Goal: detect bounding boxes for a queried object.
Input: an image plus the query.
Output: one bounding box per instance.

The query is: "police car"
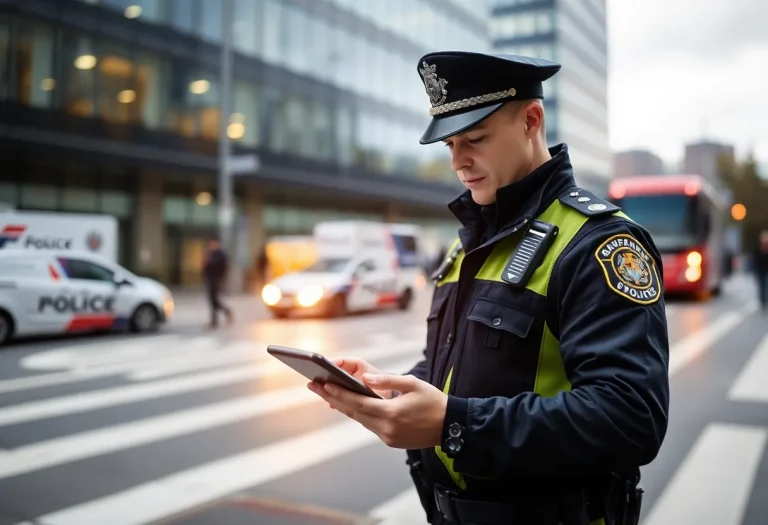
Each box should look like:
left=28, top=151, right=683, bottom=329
left=0, top=250, right=174, bottom=346
left=261, top=221, right=424, bottom=318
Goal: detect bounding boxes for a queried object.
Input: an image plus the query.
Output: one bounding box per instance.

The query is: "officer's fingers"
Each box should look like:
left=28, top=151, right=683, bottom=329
left=332, top=357, right=362, bottom=375
left=323, top=383, right=381, bottom=414
left=362, top=373, right=418, bottom=393
left=307, top=382, right=336, bottom=405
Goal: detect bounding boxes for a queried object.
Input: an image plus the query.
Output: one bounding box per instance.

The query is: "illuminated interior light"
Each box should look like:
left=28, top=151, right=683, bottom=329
left=195, top=191, right=212, bottom=206
left=189, top=79, right=210, bottom=95
left=74, top=55, right=97, bottom=70
left=116, top=89, right=136, bottom=103
left=124, top=5, right=142, bottom=19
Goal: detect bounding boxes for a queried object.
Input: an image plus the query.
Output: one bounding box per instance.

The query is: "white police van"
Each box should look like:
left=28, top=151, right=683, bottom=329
left=0, top=250, right=174, bottom=346
left=261, top=221, right=424, bottom=318
left=0, top=209, right=118, bottom=261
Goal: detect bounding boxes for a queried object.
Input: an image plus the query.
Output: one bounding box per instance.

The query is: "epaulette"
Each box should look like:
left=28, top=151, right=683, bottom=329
left=557, top=188, right=620, bottom=216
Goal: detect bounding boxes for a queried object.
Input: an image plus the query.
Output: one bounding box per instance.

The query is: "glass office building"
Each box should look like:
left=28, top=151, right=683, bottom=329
left=0, top=0, right=489, bottom=285
left=490, top=0, right=610, bottom=195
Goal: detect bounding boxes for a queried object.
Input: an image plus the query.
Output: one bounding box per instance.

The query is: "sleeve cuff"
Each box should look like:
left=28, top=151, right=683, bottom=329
left=442, top=395, right=469, bottom=447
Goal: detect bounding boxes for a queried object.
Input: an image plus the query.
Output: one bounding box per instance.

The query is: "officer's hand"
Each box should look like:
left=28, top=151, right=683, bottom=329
left=328, top=357, right=391, bottom=398
left=307, top=373, right=447, bottom=449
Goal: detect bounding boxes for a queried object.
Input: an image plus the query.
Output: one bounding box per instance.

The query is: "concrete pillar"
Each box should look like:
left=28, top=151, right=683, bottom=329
left=134, top=172, right=166, bottom=282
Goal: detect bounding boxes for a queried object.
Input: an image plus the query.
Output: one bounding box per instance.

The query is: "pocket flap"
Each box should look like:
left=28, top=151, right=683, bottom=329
left=427, top=291, right=450, bottom=321
left=467, top=297, right=535, bottom=338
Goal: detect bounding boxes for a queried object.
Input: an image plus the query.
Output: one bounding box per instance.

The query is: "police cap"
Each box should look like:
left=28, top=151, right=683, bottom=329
left=416, top=51, right=561, bottom=145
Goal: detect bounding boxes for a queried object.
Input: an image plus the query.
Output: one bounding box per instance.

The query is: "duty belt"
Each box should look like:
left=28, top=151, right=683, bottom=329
left=433, top=485, right=552, bottom=524
left=433, top=484, right=603, bottom=525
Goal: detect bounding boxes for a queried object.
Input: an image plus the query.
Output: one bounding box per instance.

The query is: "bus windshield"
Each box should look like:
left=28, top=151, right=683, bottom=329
left=617, top=194, right=697, bottom=251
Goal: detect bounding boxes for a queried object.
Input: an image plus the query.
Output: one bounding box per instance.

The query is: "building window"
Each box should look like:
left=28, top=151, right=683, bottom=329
left=168, top=0, right=197, bottom=34
left=163, top=196, right=188, bottom=225
left=60, top=32, right=97, bottom=117
left=61, top=170, right=99, bottom=212
left=231, top=81, right=259, bottom=146
left=262, top=0, right=282, bottom=64
left=308, top=102, right=333, bottom=161
left=190, top=71, right=219, bottom=140
left=97, top=42, right=139, bottom=124
left=198, top=0, right=222, bottom=42
left=19, top=172, right=58, bottom=210
left=233, top=0, right=263, bottom=57
left=13, top=20, right=55, bottom=109
left=0, top=182, right=17, bottom=206
left=135, top=52, right=166, bottom=129
left=281, top=5, right=309, bottom=74
left=335, top=106, right=354, bottom=166
left=101, top=190, right=132, bottom=217
left=166, top=61, right=198, bottom=137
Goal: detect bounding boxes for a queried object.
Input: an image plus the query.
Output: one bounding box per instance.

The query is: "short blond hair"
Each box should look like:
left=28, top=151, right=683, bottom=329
left=503, top=99, right=546, bottom=137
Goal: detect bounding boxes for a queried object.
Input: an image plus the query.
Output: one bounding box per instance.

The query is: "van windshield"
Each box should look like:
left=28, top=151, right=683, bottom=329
left=303, top=258, right=349, bottom=273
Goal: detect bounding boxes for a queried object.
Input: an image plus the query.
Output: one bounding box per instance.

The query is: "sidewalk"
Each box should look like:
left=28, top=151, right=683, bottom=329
left=168, top=289, right=269, bottom=327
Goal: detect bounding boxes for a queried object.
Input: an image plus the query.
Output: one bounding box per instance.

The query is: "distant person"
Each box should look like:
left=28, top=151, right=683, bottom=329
left=753, top=230, right=768, bottom=310
left=256, top=245, right=269, bottom=290
left=203, top=238, right=233, bottom=328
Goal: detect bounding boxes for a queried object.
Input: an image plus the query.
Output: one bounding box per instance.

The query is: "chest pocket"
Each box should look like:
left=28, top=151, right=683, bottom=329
left=425, top=289, right=451, bottom=371
left=459, top=296, right=543, bottom=398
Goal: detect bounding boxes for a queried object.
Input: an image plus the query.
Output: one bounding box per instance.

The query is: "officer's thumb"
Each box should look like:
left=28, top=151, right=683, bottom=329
left=362, top=373, right=416, bottom=392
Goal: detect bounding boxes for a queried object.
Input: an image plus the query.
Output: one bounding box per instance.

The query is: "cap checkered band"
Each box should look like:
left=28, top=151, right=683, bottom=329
left=429, top=88, right=517, bottom=116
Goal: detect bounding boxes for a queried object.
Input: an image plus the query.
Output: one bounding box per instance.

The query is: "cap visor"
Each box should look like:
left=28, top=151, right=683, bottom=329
left=419, top=103, right=505, bottom=144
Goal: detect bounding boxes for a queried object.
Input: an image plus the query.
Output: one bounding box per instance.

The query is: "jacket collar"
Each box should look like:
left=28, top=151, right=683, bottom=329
left=448, top=143, right=577, bottom=251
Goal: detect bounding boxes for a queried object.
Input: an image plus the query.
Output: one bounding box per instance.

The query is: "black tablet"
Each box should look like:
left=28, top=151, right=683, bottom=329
left=267, top=345, right=383, bottom=399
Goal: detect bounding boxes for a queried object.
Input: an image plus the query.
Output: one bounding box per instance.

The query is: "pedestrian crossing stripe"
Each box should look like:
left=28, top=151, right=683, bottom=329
left=0, top=279, right=766, bottom=525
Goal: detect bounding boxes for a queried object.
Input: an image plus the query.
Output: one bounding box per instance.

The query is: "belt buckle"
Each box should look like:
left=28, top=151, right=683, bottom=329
left=434, top=485, right=459, bottom=523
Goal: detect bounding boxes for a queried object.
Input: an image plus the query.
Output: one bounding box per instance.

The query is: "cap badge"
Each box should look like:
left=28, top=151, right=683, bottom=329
left=419, top=61, right=448, bottom=107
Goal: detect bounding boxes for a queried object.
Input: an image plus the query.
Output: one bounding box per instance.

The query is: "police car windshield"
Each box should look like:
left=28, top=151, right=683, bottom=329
left=617, top=195, right=697, bottom=251
left=303, top=258, right=349, bottom=273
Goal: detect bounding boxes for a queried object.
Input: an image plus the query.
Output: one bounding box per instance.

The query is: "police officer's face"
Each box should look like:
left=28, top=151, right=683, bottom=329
left=443, top=101, right=544, bottom=205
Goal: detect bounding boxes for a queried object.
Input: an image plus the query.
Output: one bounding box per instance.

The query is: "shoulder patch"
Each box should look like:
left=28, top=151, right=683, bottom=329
left=558, top=188, right=620, bottom=216
left=595, top=234, right=661, bottom=305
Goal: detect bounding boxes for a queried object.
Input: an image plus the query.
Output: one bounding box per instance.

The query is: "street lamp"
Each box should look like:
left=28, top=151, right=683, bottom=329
left=731, top=203, right=747, bottom=221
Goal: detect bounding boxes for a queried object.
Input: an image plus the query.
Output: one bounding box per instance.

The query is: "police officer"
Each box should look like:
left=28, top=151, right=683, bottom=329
left=308, top=52, right=669, bottom=525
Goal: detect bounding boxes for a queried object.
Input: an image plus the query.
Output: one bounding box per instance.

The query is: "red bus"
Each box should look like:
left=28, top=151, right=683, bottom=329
left=608, top=174, right=729, bottom=297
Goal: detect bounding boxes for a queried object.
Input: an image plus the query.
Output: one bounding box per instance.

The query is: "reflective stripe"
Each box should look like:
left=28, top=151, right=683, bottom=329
left=433, top=367, right=467, bottom=490
left=525, top=200, right=591, bottom=296
left=474, top=234, right=523, bottom=282
left=437, top=238, right=465, bottom=287
left=534, top=322, right=571, bottom=396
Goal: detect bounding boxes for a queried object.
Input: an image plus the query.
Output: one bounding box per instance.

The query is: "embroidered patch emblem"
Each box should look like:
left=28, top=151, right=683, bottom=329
left=595, top=234, right=660, bottom=305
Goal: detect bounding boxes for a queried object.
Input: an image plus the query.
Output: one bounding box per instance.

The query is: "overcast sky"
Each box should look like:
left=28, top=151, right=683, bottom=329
left=607, top=0, right=767, bottom=167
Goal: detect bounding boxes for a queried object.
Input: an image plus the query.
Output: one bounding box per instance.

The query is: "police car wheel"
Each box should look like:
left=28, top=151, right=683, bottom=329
left=130, top=304, right=159, bottom=333
left=0, top=311, right=12, bottom=346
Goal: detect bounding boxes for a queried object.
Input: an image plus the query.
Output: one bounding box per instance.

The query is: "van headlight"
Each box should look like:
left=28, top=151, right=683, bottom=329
left=297, top=285, right=324, bottom=307
left=262, top=284, right=282, bottom=306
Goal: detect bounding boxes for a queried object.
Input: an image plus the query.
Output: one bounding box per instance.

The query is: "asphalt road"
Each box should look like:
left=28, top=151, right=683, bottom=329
left=0, top=274, right=766, bottom=525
